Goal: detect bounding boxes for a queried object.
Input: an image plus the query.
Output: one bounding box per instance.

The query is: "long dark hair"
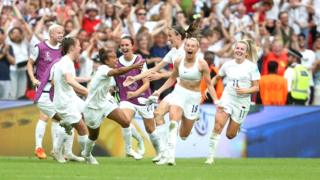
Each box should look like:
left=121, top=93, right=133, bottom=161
left=171, top=18, right=201, bottom=41
left=61, top=37, right=76, bottom=55
left=98, top=48, right=114, bottom=65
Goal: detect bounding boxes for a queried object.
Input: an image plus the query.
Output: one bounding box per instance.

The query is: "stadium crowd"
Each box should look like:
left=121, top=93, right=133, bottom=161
left=0, top=0, right=319, bottom=106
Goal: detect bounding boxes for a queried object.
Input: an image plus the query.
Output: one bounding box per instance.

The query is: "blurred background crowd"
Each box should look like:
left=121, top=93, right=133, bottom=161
left=0, top=0, right=319, bottom=106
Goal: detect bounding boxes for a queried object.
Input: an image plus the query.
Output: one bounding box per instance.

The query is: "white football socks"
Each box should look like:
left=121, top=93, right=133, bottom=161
left=156, top=124, right=167, bottom=154
left=51, top=121, right=64, bottom=150
left=63, top=129, right=74, bottom=155
left=167, top=121, right=179, bottom=158
left=131, top=124, right=144, bottom=146
left=122, top=126, right=132, bottom=153
left=208, top=132, right=221, bottom=158
left=149, top=130, right=161, bottom=154
left=84, top=138, right=95, bottom=157
left=78, top=135, right=88, bottom=152
left=35, top=120, right=47, bottom=148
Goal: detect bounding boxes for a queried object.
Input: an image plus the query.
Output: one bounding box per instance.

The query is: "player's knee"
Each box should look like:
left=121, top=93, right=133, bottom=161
left=145, top=124, right=155, bottom=134
left=155, top=118, right=165, bottom=126
left=214, top=122, right=224, bottom=132
left=75, top=120, right=88, bottom=136
left=145, top=127, right=153, bottom=134
left=121, top=120, right=130, bottom=128
left=89, top=134, right=98, bottom=141
left=180, top=136, right=188, bottom=141
left=179, top=132, right=190, bottom=139
left=154, top=115, right=165, bottom=126
left=154, top=109, right=165, bottom=119
left=226, top=131, right=237, bottom=139
left=39, top=114, right=49, bottom=121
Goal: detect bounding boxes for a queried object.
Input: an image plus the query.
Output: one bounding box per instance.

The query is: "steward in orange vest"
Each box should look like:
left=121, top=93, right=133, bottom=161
left=259, top=61, right=288, bottom=105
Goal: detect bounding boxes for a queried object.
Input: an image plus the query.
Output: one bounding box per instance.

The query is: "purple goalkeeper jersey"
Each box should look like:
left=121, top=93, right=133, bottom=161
left=34, top=41, right=61, bottom=102
left=114, top=54, right=151, bottom=105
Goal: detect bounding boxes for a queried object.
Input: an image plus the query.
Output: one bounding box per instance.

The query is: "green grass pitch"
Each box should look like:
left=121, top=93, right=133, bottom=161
left=0, top=157, right=319, bottom=180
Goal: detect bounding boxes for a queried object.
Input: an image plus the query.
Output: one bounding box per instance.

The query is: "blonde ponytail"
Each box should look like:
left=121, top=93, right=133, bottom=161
left=238, top=39, right=258, bottom=63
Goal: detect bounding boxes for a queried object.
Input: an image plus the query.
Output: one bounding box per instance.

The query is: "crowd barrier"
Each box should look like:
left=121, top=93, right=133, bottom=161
left=0, top=101, right=319, bottom=157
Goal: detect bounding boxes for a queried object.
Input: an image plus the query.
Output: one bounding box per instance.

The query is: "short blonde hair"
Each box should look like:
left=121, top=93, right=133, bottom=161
left=48, top=24, right=63, bottom=35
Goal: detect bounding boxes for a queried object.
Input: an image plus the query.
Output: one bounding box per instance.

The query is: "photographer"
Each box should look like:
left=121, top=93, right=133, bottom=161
left=0, top=28, right=15, bottom=99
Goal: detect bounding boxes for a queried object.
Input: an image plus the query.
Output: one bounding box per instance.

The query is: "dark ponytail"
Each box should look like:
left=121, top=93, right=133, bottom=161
left=185, top=18, right=201, bottom=42
left=98, top=48, right=114, bottom=65
left=61, top=37, right=76, bottom=55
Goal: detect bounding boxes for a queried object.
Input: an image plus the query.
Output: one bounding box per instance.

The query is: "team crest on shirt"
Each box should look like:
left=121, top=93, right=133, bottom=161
left=127, top=82, right=138, bottom=91
left=44, top=52, right=52, bottom=62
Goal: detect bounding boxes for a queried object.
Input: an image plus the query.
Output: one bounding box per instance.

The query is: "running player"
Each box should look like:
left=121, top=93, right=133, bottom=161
left=114, top=35, right=161, bottom=160
left=50, top=37, right=89, bottom=163
left=123, top=26, right=186, bottom=162
left=153, top=23, right=218, bottom=165
left=82, top=48, right=143, bottom=164
left=205, top=39, right=260, bottom=165
left=27, top=24, right=83, bottom=162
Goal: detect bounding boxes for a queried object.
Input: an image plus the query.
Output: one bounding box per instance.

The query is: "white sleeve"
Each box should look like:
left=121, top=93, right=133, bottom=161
left=141, top=62, right=148, bottom=72
left=61, top=60, right=74, bottom=75
left=110, top=77, right=116, bottom=86
left=218, top=63, right=226, bottom=77
left=100, top=65, right=112, bottom=77
left=310, top=52, right=316, bottom=67
left=49, top=64, right=56, bottom=81
left=80, top=51, right=89, bottom=63
left=309, top=71, right=314, bottom=86
left=29, top=46, right=39, bottom=62
left=284, top=68, right=293, bottom=91
left=250, top=64, right=261, bottom=81
left=162, top=49, right=173, bottom=63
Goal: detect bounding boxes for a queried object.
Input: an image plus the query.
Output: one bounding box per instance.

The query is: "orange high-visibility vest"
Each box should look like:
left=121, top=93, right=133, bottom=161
left=259, top=74, right=288, bottom=105
left=262, top=52, right=288, bottom=76
left=200, top=65, right=224, bottom=103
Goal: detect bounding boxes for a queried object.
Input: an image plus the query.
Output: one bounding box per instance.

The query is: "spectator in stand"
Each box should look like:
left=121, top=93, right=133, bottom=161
left=295, top=33, right=316, bottom=71
left=258, top=61, right=288, bottom=105
left=175, top=11, right=189, bottom=30
left=146, top=0, right=164, bottom=20
left=6, top=4, right=33, bottom=99
left=198, top=37, right=210, bottom=60
left=135, top=32, right=162, bottom=70
left=0, top=0, right=318, bottom=107
left=63, top=10, right=81, bottom=38
left=287, top=0, right=309, bottom=38
left=0, top=28, right=15, bottom=99
left=80, top=2, right=101, bottom=35
left=276, top=11, right=295, bottom=48
left=78, top=35, right=98, bottom=83
left=77, top=29, right=89, bottom=46
left=126, top=6, right=167, bottom=37
left=150, top=31, right=170, bottom=60
left=311, top=35, right=320, bottom=105
left=230, top=3, right=252, bottom=39
left=284, top=48, right=314, bottom=105
left=24, top=2, right=39, bottom=25
left=101, top=3, right=117, bottom=28
left=262, top=39, right=288, bottom=76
